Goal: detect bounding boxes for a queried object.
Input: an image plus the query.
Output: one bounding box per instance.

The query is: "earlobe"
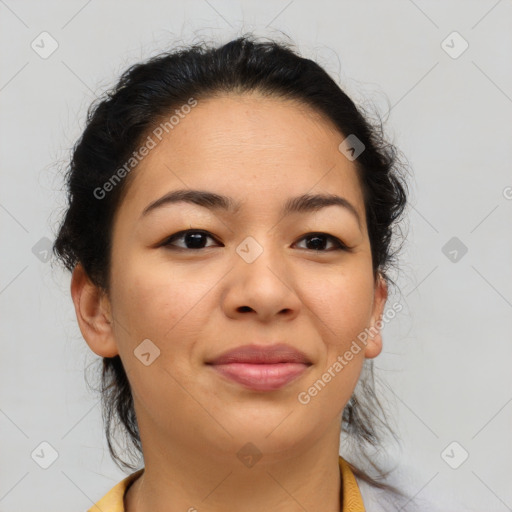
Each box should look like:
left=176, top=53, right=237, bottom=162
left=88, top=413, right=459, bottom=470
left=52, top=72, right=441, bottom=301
left=70, top=263, right=119, bottom=358
left=364, top=274, right=388, bottom=359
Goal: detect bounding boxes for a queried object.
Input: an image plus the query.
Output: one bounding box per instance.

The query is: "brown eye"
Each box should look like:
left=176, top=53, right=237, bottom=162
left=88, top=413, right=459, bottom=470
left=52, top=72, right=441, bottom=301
left=294, top=233, right=350, bottom=252
left=161, top=230, right=220, bottom=250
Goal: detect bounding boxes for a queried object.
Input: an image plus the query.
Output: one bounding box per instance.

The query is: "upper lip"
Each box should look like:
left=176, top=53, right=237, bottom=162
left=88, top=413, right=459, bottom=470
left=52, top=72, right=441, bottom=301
left=206, top=343, right=312, bottom=365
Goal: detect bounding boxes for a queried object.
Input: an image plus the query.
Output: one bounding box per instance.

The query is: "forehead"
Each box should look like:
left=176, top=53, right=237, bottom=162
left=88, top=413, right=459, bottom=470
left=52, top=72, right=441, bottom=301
left=115, top=92, right=366, bottom=224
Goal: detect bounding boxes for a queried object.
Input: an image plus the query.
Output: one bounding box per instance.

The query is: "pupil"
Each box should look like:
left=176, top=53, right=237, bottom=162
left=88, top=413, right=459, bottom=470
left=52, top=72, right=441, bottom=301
left=186, top=233, right=205, bottom=249
left=308, top=236, right=325, bottom=250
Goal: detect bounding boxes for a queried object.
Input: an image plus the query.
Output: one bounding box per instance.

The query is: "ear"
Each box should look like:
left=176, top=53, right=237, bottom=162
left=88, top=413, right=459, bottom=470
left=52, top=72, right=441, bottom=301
left=364, top=273, right=388, bottom=359
left=70, top=262, right=119, bottom=358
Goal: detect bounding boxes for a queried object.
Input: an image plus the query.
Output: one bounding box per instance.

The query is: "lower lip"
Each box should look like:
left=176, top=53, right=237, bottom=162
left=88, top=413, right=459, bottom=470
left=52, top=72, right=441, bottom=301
left=208, top=362, right=310, bottom=391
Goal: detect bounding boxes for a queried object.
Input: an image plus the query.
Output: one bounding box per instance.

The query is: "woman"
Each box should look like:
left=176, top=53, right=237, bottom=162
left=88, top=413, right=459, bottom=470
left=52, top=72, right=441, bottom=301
left=53, top=34, right=414, bottom=511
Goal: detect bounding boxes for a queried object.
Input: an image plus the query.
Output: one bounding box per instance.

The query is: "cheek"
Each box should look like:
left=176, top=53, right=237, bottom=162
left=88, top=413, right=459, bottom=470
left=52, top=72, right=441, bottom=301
left=112, top=259, right=213, bottom=341
left=109, top=264, right=210, bottom=413
left=304, top=265, right=375, bottom=348
left=297, top=275, right=371, bottom=417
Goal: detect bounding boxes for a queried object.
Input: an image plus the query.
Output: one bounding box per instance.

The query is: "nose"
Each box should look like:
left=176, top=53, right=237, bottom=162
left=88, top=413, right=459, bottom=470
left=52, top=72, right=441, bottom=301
left=221, top=237, right=302, bottom=323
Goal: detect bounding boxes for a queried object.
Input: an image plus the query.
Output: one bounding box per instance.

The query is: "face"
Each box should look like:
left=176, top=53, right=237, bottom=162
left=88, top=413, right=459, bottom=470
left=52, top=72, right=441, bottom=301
left=72, top=92, right=387, bottom=464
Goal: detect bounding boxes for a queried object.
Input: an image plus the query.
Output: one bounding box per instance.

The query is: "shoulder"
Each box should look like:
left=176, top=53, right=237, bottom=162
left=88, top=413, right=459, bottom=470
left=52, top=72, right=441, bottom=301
left=355, top=474, right=441, bottom=512
left=87, top=469, right=144, bottom=512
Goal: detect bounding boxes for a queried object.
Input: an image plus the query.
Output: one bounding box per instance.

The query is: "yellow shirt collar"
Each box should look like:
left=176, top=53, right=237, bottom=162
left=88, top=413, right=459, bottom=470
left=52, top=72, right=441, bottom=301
left=88, top=455, right=365, bottom=511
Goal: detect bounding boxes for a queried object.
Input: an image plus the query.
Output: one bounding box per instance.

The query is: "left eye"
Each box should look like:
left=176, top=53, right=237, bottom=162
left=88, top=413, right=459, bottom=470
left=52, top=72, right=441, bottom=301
left=294, top=232, right=349, bottom=252
left=161, top=230, right=349, bottom=252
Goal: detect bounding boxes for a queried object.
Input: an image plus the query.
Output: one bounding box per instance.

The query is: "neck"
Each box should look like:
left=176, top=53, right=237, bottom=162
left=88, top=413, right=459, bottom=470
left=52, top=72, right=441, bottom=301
left=125, top=422, right=343, bottom=512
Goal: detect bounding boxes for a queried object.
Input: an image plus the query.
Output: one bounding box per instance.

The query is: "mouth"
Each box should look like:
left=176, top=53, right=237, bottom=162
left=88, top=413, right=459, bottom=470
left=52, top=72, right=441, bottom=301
left=207, top=362, right=311, bottom=391
left=205, top=343, right=312, bottom=392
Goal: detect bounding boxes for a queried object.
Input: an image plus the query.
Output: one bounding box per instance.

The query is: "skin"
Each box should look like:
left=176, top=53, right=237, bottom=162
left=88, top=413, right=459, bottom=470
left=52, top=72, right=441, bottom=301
left=71, top=91, right=387, bottom=512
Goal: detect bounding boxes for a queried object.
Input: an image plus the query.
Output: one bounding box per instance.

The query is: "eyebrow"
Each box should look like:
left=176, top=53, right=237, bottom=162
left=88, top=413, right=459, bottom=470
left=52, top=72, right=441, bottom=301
left=140, top=189, right=362, bottom=229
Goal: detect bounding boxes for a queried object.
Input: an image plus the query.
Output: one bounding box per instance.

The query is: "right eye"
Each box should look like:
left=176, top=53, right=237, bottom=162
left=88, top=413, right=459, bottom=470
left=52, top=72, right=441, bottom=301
left=160, top=229, right=221, bottom=250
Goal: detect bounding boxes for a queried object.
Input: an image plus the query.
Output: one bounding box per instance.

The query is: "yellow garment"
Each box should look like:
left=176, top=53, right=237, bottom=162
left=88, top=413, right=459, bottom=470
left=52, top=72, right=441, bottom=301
left=88, top=455, right=365, bottom=511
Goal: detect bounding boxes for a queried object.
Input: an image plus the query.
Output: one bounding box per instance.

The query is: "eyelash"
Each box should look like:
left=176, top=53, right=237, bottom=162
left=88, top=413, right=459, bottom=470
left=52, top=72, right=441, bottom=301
left=160, top=229, right=351, bottom=252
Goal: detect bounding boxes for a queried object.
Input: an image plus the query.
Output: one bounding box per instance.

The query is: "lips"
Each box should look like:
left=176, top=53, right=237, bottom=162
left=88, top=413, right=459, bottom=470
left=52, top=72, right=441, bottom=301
left=206, top=343, right=312, bottom=391
left=206, top=343, right=311, bottom=365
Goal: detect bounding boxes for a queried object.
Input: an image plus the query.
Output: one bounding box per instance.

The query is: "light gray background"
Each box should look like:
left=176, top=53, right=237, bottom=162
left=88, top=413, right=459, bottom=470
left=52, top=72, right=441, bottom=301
left=1, top=1, right=511, bottom=511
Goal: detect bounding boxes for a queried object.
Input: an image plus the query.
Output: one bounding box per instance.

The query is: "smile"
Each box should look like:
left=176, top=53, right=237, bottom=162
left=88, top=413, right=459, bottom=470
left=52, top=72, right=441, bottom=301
left=208, top=362, right=311, bottom=391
